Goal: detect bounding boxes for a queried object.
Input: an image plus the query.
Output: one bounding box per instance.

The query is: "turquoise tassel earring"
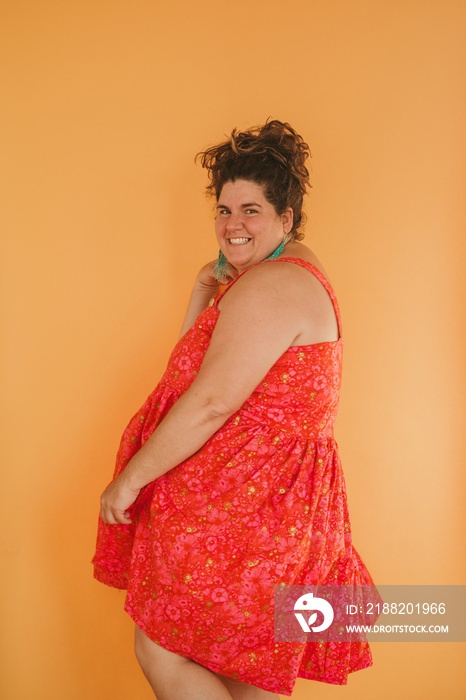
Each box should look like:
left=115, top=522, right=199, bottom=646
left=212, top=249, right=233, bottom=283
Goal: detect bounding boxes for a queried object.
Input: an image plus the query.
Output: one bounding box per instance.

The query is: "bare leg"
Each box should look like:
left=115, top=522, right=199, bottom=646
left=134, top=624, right=234, bottom=700
left=214, top=672, right=281, bottom=700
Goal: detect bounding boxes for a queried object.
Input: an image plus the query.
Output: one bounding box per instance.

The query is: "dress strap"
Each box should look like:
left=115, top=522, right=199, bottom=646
left=211, top=255, right=343, bottom=338
left=277, top=256, right=343, bottom=338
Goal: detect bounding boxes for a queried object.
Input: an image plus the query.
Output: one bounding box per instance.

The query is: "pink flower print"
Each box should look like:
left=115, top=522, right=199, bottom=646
left=317, top=441, right=330, bottom=458
left=310, top=531, right=325, bottom=553
left=245, top=436, right=271, bottom=458
left=173, top=532, right=198, bottom=556
left=151, top=540, right=163, bottom=558
left=242, top=565, right=260, bottom=583
left=152, top=489, right=171, bottom=511
left=238, top=593, right=253, bottom=607
left=178, top=355, right=192, bottom=371
left=206, top=506, right=229, bottom=525
left=180, top=643, right=194, bottom=655
left=266, top=407, right=286, bottom=423
left=277, top=536, right=297, bottom=554
left=273, top=561, right=288, bottom=577
left=186, top=477, right=203, bottom=492
left=211, top=587, right=228, bottom=603
left=102, top=556, right=124, bottom=572
left=246, top=512, right=261, bottom=528
left=296, top=481, right=308, bottom=499
left=326, top=529, right=345, bottom=552
left=243, top=562, right=272, bottom=589
left=165, top=603, right=181, bottom=621
left=240, top=579, right=255, bottom=594
left=313, top=375, right=328, bottom=390
left=265, top=382, right=289, bottom=397
left=135, top=543, right=149, bottom=563
left=217, top=626, right=235, bottom=639
left=219, top=467, right=245, bottom=490
left=205, top=535, right=226, bottom=552
left=227, top=606, right=250, bottom=625
left=217, top=478, right=229, bottom=491
left=155, top=561, right=174, bottom=585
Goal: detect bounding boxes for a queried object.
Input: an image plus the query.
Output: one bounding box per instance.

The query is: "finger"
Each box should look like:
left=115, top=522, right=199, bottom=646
left=100, top=509, right=117, bottom=525
left=110, top=510, right=132, bottom=525
left=116, top=511, right=133, bottom=525
left=100, top=507, right=132, bottom=525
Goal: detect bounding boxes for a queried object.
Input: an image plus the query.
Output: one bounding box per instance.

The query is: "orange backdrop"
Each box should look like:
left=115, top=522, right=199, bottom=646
left=1, top=1, right=465, bottom=698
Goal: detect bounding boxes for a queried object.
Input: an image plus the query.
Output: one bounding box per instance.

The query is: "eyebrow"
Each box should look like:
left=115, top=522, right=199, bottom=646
left=216, top=202, right=263, bottom=209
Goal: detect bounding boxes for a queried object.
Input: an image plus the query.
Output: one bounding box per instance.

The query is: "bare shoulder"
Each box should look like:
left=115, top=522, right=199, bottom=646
left=218, top=243, right=339, bottom=344
left=283, top=240, right=334, bottom=279
left=218, top=258, right=309, bottom=310
left=220, top=241, right=332, bottom=306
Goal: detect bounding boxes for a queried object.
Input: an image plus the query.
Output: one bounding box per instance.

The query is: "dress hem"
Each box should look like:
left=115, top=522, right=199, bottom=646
left=124, top=603, right=374, bottom=697
left=93, top=566, right=129, bottom=590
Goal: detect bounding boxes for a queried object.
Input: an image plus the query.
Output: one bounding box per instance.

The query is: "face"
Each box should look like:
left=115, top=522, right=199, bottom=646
left=215, top=179, right=293, bottom=273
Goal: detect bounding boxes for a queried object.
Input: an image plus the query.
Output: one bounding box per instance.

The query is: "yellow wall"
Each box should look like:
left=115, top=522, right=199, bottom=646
left=1, top=1, right=465, bottom=698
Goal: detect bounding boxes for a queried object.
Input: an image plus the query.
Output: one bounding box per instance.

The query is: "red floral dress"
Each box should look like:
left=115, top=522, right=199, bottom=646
left=92, top=257, right=376, bottom=696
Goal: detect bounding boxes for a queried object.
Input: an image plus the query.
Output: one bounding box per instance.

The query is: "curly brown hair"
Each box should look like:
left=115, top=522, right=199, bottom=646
left=195, top=119, right=311, bottom=240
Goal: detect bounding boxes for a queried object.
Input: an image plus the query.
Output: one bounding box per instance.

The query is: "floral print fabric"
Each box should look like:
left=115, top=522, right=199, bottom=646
left=92, top=258, right=376, bottom=696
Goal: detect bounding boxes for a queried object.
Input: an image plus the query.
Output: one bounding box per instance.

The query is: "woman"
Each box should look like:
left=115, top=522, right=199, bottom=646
left=93, top=119, right=376, bottom=699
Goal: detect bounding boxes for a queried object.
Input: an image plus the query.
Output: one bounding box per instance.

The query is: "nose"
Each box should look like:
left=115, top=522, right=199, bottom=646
left=225, top=212, right=243, bottom=231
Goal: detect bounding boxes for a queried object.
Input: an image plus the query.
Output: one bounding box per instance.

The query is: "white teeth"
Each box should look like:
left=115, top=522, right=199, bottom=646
left=229, top=237, right=250, bottom=244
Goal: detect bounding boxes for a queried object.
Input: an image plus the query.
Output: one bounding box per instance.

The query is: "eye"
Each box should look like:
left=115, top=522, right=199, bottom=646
left=217, top=208, right=230, bottom=216
left=245, top=208, right=258, bottom=215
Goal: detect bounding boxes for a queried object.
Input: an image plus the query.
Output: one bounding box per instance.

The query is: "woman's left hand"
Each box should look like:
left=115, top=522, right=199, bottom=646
left=195, top=259, right=238, bottom=291
left=100, top=474, right=141, bottom=525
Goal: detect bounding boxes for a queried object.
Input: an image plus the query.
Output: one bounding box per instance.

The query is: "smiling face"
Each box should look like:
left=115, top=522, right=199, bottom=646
left=215, top=179, right=293, bottom=273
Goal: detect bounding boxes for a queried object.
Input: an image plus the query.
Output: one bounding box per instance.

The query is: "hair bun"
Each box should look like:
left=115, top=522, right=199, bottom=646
left=196, top=119, right=311, bottom=240
left=229, top=120, right=310, bottom=195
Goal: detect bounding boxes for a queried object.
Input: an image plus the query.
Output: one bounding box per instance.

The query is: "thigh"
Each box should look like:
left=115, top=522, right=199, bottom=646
left=134, top=626, right=234, bottom=700
left=214, top=672, right=280, bottom=700
left=134, top=624, right=192, bottom=672
left=135, top=626, right=279, bottom=700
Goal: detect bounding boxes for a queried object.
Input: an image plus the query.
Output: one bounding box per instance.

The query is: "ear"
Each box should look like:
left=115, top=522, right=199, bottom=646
left=281, top=207, right=293, bottom=234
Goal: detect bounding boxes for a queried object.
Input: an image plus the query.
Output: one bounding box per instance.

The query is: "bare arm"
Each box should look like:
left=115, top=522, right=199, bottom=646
left=178, top=260, right=238, bottom=338
left=100, top=262, right=315, bottom=524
